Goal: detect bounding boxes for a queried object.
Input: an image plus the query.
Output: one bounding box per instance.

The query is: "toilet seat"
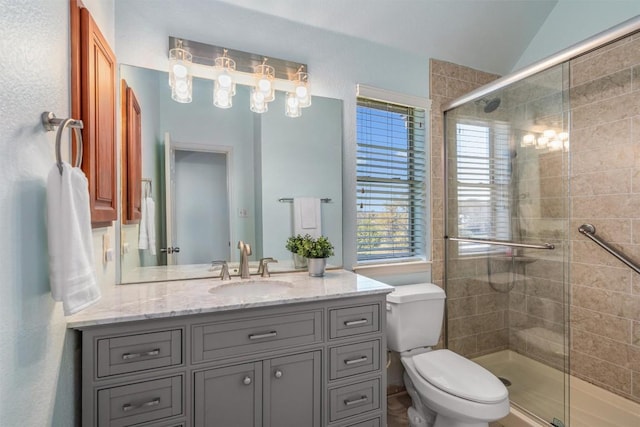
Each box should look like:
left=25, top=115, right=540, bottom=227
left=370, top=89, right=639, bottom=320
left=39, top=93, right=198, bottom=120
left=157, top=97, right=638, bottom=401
left=413, top=349, right=507, bottom=404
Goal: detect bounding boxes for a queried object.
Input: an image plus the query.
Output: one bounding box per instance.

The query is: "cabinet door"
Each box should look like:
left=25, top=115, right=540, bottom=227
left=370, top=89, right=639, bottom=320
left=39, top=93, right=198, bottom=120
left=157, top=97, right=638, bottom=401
left=194, top=362, right=262, bottom=427
left=80, top=7, right=117, bottom=225
left=263, top=351, right=321, bottom=427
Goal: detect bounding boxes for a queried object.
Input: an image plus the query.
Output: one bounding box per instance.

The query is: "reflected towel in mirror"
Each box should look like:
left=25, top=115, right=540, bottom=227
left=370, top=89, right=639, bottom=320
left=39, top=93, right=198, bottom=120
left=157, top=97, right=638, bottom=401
left=293, top=197, right=321, bottom=238
left=139, top=196, right=156, bottom=255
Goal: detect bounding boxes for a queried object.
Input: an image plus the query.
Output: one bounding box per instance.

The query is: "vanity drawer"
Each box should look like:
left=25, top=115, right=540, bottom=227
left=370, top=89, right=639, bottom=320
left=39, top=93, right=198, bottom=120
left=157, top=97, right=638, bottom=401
left=97, top=329, right=183, bottom=378
left=97, top=375, right=183, bottom=427
left=192, top=310, right=322, bottom=363
left=329, top=340, right=380, bottom=380
left=329, top=304, right=380, bottom=339
left=329, top=378, right=380, bottom=422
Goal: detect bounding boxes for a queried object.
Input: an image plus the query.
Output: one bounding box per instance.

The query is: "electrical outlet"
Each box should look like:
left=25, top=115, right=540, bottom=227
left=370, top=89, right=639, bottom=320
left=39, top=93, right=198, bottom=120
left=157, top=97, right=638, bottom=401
left=238, top=208, right=248, bottom=218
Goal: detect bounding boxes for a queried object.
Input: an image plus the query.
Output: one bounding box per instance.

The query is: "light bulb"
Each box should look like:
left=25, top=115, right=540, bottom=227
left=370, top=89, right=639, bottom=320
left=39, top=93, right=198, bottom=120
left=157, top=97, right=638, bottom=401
left=285, top=92, right=302, bottom=118
left=172, top=63, right=187, bottom=79
left=522, top=134, right=535, bottom=146
left=543, top=129, right=556, bottom=138
left=218, top=72, right=232, bottom=88
left=558, top=132, right=569, bottom=141
left=295, top=85, right=308, bottom=99
left=258, top=78, right=271, bottom=93
left=250, top=88, right=268, bottom=113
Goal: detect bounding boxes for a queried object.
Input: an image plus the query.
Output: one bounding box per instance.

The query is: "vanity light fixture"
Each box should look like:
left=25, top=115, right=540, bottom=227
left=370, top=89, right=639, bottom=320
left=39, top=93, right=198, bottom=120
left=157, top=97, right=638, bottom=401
left=213, top=49, right=236, bottom=109
left=167, top=37, right=312, bottom=117
left=168, top=40, right=193, bottom=103
left=521, top=129, right=569, bottom=152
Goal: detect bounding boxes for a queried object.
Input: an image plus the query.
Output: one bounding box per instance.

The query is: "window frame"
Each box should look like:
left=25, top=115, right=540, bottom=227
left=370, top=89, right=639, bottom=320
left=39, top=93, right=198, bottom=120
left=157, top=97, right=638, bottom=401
left=355, top=96, right=427, bottom=263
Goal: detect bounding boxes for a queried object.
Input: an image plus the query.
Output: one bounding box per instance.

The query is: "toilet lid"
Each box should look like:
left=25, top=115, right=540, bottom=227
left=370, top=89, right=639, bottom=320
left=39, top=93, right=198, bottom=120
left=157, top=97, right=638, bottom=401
left=413, top=350, right=508, bottom=404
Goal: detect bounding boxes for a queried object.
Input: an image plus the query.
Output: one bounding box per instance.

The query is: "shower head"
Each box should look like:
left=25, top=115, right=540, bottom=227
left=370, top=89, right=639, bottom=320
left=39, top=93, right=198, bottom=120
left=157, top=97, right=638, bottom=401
left=476, top=97, right=501, bottom=113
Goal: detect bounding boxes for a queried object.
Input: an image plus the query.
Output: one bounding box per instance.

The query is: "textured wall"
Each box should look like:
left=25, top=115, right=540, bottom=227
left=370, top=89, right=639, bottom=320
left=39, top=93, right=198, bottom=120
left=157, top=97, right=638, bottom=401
left=569, top=33, right=640, bottom=403
left=429, top=59, right=502, bottom=354
left=0, top=0, right=77, bottom=425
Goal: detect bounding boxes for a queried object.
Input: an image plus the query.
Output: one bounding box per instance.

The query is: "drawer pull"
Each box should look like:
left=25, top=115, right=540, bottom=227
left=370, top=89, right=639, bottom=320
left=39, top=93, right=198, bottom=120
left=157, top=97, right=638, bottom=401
left=248, top=331, right=277, bottom=340
left=344, top=356, right=369, bottom=365
left=344, top=395, right=368, bottom=406
left=274, top=369, right=283, bottom=379
left=122, top=397, right=160, bottom=412
left=344, top=319, right=368, bottom=327
left=121, top=349, right=161, bottom=360
left=243, top=376, right=252, bottom=385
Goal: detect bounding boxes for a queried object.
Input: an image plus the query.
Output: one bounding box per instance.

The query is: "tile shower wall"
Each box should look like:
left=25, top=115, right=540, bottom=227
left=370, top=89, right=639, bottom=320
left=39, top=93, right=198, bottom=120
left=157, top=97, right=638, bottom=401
left=569, top=32, right=640, bottom=404
left=429, top=59, right=504, bottom=354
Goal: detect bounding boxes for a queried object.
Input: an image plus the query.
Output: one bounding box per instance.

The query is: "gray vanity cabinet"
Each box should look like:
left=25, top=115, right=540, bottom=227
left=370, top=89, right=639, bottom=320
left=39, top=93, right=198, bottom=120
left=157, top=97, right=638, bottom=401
left=76, top=293, right=387, bottom=426
left=194, top=351, right=321, bottom=427
left=194, top=362, right=262, bottom=427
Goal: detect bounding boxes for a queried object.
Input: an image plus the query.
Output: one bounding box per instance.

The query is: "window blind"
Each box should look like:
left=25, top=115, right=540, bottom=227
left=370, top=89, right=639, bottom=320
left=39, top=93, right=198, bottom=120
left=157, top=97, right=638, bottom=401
left=356, top=98, right=426, bottom=261
left=455, top=122, right=511, bottom=255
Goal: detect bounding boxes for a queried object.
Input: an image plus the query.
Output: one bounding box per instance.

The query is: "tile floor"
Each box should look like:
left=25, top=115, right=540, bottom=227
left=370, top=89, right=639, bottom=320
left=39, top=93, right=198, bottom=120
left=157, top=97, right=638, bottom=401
left=387, top=393, right=505, bottom=427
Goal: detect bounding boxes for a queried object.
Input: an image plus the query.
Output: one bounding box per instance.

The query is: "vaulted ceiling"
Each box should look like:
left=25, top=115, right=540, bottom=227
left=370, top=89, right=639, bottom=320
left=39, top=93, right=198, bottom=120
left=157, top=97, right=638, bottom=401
left=194, top=0, right=558, bottom=75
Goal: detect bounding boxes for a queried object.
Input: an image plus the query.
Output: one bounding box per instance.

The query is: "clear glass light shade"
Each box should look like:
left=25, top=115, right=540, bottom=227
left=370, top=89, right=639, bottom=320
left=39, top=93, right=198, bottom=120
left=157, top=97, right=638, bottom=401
left=169, top=47, right=193, bottom=103
left=548, top=139, right=563, bottom=151
left=254, top=64, right=275, bottom=102
left=213, top=81, right=233, bottom=108
left=214, top=56, right=236, bottom=95
left=250, top=88, right=268, bottom=113
left=171, top=77, right=192, bottom=103
left=169, top=48, right=192, bottom=87
left=285, top=92, right=302, bottom=118
left=293, top=71, right=311, bottom=108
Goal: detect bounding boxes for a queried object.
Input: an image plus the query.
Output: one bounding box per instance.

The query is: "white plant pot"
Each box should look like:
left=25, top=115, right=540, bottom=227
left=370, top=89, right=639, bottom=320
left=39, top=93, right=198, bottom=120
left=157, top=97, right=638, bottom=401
left=307, top=258, right=327, bottom=277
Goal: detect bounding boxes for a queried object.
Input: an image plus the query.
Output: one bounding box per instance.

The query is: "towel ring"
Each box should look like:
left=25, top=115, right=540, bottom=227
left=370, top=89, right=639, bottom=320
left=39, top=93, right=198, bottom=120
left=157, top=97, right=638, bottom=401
left=41, top=112, right=84, bottom=175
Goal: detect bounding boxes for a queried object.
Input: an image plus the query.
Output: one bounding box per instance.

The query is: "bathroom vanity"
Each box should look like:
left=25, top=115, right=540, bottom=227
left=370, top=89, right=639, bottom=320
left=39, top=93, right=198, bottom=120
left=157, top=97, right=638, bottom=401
left=67, top=270, right=392, bottom=427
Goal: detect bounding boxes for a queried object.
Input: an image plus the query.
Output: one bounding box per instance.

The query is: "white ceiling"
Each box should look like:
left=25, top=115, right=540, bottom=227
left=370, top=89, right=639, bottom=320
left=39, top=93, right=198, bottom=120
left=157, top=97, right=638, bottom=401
left=210, top=0, right=559, bottom=74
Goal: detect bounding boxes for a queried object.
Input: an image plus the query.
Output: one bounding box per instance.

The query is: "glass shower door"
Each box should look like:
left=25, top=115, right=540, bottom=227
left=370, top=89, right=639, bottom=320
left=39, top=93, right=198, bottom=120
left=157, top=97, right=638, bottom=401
left=443, top=63, right=570, bottom=426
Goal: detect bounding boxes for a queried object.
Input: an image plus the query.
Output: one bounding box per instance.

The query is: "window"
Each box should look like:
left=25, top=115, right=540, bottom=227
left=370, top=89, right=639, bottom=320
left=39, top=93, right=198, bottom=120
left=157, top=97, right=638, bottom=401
left=455, top=122, right=511, bottom=255
left=356, top=98, right=426, bottom=261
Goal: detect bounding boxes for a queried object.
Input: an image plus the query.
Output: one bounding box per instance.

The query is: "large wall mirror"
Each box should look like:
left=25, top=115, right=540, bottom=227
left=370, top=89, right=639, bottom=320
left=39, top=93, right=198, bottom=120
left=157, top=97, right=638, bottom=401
left=119, top=64, right=343, bottom=284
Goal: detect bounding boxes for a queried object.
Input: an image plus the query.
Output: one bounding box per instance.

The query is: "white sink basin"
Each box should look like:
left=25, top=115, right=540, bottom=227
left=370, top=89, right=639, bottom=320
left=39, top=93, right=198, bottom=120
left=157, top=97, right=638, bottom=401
left=209, top=279, right=294, bottom=296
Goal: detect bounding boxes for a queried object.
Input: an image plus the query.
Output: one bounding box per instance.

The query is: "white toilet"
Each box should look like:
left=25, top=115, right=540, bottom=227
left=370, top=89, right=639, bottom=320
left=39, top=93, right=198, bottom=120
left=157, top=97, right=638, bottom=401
left=386, top=283, right=509, bottom=427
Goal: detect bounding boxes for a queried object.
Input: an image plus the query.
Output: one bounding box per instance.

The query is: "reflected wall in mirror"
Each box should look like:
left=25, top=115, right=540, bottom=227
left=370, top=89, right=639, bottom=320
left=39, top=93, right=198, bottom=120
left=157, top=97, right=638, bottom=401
left=119, top=64, right=343, bottom=284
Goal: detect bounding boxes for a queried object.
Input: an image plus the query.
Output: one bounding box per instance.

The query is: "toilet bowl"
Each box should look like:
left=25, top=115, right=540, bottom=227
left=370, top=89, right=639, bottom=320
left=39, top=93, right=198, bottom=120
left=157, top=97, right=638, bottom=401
left=386, top=284, right=509, bottom=427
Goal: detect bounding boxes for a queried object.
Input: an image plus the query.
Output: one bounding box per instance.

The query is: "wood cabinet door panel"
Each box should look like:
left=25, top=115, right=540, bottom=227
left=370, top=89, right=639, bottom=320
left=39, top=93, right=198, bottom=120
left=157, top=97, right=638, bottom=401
left=79, top=7, right=117, bottom=225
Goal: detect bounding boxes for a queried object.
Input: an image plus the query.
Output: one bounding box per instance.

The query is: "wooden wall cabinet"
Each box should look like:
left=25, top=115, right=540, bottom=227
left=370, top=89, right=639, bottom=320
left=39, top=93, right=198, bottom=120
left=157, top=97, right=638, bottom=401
left=121, top=80, right=142, bottom=224
left=71, top=1, right=118, bottom=227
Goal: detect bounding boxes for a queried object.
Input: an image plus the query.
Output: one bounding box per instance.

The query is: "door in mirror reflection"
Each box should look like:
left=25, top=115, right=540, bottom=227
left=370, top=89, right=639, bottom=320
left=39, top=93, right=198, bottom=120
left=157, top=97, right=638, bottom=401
left=172, top=149, right=230, bottom=264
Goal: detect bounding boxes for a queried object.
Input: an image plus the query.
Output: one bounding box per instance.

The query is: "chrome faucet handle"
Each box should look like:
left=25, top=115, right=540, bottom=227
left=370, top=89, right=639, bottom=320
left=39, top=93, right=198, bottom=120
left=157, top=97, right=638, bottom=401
left=210, top=261, right=231, bottom=280
left=258, top=257, right=278, bottom=277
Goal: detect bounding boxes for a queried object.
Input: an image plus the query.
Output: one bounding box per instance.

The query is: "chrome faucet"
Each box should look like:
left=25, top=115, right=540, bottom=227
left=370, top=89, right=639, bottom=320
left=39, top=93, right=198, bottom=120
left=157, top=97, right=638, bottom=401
left=237, top=241, right=252, bottom=279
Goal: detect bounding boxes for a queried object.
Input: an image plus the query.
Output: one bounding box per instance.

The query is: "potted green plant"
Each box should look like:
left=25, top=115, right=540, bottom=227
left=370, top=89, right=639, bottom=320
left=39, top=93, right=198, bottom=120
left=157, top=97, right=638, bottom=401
left=298, top=235, right=334, bottom=277
left=285, top=234, right=307, bottom=269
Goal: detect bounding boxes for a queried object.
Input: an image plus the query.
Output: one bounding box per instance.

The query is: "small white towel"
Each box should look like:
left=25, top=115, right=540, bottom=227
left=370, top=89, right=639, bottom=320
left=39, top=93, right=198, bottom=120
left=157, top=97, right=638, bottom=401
left=293, top=197, right=322, bottom=238
left=138, top=196, right=156, bottom=255
left=46, top=162, right=100, bottom=316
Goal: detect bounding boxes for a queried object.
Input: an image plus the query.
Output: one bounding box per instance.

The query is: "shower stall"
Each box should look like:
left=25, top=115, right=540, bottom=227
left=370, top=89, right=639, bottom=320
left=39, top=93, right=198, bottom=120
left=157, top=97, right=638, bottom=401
left=441, top=17, right=640, bottom=427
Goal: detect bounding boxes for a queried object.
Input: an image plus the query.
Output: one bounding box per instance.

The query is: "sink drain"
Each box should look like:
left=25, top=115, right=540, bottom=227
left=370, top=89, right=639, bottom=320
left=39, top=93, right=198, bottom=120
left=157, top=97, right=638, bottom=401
left=498, top=377, right=512, bottom=387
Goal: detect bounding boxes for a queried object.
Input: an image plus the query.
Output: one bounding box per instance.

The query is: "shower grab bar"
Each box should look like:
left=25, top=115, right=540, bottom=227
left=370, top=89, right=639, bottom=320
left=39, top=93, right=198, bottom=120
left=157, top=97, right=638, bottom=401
left=578, top=224, right=640, bottom=275
left=446, top=236, right=555, bottom=250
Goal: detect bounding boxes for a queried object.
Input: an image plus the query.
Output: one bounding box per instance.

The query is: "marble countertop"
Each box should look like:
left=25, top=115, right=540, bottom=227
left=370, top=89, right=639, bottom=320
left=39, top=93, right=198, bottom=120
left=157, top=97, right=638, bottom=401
left=66, top=269, right=394, bottom=328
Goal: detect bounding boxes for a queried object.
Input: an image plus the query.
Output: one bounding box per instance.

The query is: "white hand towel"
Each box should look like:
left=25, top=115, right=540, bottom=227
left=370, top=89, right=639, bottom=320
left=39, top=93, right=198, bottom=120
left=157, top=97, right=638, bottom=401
left=46, top=163, right=100, bottom=316
left=293, top=197, right=322, bottom=238
left=138, top=197, right=156, bottom=255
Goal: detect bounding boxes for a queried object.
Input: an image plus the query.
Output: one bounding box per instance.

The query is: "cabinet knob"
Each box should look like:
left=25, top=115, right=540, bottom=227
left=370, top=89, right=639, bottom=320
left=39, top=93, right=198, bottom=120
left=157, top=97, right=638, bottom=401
left=243, top=376, right=252, bottom=385
left=274, top=369, right=283, bottom=379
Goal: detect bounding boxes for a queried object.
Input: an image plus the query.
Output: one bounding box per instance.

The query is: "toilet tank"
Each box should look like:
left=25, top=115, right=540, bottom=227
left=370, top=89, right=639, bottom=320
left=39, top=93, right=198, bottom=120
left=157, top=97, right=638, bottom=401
left=386, top=283, right=446, bottom=352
